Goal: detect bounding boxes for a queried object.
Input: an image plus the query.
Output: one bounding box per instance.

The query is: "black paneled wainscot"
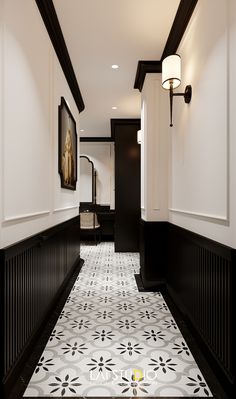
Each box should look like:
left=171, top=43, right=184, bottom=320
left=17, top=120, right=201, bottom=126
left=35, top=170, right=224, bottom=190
left=139, top=220, right=236, bottom=397
left=0, top=216, right=82, bottom=397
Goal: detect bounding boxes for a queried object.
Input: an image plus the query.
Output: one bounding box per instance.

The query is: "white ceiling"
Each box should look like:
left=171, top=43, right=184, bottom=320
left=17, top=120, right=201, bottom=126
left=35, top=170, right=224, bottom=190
left=54, top=0, right=180, bottom=137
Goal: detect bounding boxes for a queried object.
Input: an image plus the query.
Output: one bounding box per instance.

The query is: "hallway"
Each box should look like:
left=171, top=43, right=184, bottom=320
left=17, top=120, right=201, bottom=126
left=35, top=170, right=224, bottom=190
left=24, top=243, right=211, bottom=397
left=1, top=1, right=236, bottom=398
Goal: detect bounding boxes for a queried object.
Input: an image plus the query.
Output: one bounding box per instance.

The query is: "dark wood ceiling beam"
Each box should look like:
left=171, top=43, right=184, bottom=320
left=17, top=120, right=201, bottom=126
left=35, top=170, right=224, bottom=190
left=134, top=0, right=198, bottom=92
left=161, top=0, right=198, bottom=61
left=35, top=0, right=85, bottom=113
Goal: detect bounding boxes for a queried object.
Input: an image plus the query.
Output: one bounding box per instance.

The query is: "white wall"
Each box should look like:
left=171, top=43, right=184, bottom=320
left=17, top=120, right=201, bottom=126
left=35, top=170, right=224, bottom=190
left=168, top=0, right=236, bottom=248
left=0, top=0, right=3, bottom=247
left=0, top=0, right=80, bottom=248
left=80, top=142, right=115, bottom=209
left=141, top=74, right=169, bottom=221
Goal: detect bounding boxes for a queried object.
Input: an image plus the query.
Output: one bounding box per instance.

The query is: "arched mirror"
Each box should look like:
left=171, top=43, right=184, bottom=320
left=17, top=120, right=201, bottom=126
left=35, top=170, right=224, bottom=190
left=80, top=155, right=101, bottom=244
left=79, top=143, right=115, bottom=242
left=80, top=155, right=97, bottom=206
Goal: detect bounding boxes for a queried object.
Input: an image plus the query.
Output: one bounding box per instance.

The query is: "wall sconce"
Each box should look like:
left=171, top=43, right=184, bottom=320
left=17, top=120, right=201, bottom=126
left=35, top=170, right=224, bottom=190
left=137, top=130, right=142, bottom=144
left=162, top=54, right=192, bottom=127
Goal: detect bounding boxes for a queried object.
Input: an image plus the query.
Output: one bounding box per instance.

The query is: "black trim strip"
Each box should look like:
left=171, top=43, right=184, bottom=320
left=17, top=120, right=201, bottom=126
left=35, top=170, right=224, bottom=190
left=134, top=61, right=161, bottom=92
left=35, top=0, right=85, bottom=113
left=80, top=137, right=115, bottom=142
left=134, top=0, right=198, bottom=91
left=161, top=0, right=198, bottom=61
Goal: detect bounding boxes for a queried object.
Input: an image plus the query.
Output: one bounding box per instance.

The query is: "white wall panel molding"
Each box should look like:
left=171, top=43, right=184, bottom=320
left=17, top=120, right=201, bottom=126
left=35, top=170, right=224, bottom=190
left=2, top=0, right=52, bottom=223
left=2, top=210, right=51, bottom=224
left=169, top=208, right=229, bottom=223
left=0, top=0, right=80, bottom=247
left=53, top=205, right=79, bottom=213
left=169, top=0, right=229, bottom=226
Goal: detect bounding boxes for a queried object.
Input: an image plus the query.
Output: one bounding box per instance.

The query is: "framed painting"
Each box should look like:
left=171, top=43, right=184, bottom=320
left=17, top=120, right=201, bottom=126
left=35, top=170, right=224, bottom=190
left=58, top=97, right=77, bottom=190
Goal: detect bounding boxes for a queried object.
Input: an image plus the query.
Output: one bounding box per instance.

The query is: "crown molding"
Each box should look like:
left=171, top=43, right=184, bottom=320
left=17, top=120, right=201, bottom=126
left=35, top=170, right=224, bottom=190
left=134, top=0, right=198, bottom=92
left=134, top=61, right=162, bottom=91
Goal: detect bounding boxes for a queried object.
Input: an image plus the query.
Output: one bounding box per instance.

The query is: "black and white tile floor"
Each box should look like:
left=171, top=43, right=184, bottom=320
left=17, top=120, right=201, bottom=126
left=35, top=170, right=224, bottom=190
left=24, top=242, right=212, bottom=397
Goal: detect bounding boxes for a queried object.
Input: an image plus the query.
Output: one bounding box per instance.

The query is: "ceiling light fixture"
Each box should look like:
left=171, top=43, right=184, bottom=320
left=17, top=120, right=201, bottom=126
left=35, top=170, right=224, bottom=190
left=111, top=64, right=119, bottom=69
left=80, top=129, right=84, bottom=132
left=162, top=54, right=192, bottom=127
left=112, top=106, right=117, bottom=110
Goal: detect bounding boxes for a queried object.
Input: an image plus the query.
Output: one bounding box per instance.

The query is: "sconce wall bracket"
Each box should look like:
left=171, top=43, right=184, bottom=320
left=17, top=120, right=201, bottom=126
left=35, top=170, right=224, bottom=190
left=184, top=84, right=192, bottom=103
left=173, top=84, right=192, bottom=103
left=169, top=85, right=192, bottom=126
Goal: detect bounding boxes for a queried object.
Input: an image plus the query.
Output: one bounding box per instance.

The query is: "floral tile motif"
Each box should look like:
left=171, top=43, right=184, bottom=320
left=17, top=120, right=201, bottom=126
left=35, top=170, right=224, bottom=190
left=168, top=337, right=195, bottom=362
left=46, top=327, right=75, bottom=348
left=115, top=316, right=143, bottom=332
left=118, top=372, right=151, bottom=396
left=115, top=300, right=139, bottom=313
left=159, top=316, right=181, bottom=333
left=24, top=242, right=212, bottom=397
left=48, top=373, right=81, bottom=396
left=85, top=325, right=124, bottom=349
left=57, top=337, right=90, bottom=362
left=115, top=337, right=146, bottom=362
left=180, top=367, right=212, bottom=397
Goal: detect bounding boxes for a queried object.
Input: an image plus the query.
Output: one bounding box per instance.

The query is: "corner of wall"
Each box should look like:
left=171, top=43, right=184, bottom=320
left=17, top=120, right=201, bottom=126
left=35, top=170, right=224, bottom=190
left=141, top=73, right=169, bottom=222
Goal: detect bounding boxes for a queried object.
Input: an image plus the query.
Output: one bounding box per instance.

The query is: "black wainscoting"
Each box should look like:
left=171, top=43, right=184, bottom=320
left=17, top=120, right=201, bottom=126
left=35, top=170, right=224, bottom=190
left=97, top=211, right=115, bottom=240
left=111, top=119, right=141, bottom=252
left=0, top=216, right=81, bottom=397
left=139, top=219, right=235, bottom=395
left=139, top=219, right=167, bottom=288
left=167, top=223, right=235, bottom=396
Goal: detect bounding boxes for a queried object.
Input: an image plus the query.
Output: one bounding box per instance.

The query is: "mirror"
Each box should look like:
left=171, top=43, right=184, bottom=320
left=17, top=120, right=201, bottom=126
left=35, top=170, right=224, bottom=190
left=80, top=155, right=96, bottom=204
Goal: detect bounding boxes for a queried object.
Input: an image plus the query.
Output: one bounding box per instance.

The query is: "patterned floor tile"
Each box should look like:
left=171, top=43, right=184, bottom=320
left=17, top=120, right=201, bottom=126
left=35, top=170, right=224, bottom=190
left=24, top=242, right=212, bottom=397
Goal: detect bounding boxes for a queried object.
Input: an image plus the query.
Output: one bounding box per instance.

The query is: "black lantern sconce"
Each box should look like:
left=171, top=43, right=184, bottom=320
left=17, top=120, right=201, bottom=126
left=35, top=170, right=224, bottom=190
left=162, top=54, right=192, bottom=127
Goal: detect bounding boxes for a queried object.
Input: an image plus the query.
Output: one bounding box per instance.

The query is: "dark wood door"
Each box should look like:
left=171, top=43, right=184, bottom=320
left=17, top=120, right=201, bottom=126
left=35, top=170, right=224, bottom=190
left=111, top=119, right=141, bottom=252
